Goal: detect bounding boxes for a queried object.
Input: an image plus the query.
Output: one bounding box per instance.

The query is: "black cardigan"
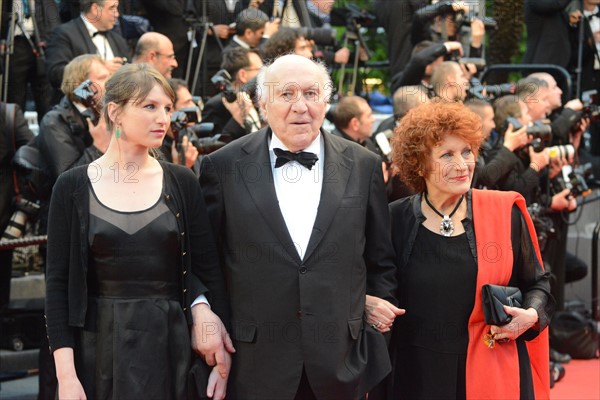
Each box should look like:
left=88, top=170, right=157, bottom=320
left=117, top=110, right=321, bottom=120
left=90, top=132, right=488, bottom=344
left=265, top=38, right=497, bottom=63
left=45, top=161, right=228, bottom=351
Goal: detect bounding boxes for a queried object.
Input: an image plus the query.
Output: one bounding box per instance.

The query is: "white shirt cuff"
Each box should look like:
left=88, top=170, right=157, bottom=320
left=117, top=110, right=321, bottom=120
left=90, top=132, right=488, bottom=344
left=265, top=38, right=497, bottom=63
left=191, top=294, right=210, bottom=309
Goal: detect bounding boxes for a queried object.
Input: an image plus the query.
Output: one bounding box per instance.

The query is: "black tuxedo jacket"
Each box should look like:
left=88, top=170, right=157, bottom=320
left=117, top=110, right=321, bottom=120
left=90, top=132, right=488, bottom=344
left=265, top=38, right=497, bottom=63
left=45, top=17, right=130, bottom=90
left=199, top=128, right=397, bottom=399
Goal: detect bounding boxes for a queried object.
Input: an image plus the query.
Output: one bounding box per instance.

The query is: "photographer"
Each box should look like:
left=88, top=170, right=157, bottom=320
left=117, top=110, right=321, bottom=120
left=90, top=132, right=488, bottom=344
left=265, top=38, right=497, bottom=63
left=430, top=60, right=469, bottom=102
left=162, top=78, right=199, bottom=170
left=391, top=39, right=463, bottom=94
left=37, top=54, right=111, bottom=181
left=223, top=8, right=273, bottom=52
left=202, top=47, right=263, bottom=140
left=411, top=1, right=487, bottom=58
left=469, top=96, right=531, bottom=190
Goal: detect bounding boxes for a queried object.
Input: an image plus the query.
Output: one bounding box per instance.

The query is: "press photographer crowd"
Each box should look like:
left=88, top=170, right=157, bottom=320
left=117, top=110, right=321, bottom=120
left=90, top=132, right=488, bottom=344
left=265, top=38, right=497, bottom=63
left=0, top=0, right=599, bottom=399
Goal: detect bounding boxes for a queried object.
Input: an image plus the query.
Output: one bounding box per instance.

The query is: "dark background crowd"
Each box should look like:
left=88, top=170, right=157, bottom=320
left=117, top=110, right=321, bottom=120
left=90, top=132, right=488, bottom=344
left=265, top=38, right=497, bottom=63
left=1, top=0, right=599, bottom=398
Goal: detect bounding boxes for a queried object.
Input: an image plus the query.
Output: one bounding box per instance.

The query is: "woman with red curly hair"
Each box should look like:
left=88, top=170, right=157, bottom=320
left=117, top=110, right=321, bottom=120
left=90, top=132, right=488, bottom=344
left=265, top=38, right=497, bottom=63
left=384, top=101, right=555, bottom=399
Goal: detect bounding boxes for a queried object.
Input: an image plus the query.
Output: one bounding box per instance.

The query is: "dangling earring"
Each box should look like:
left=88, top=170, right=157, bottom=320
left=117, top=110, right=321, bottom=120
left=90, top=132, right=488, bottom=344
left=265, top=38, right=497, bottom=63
left=116, top=126, right=121, bottom=139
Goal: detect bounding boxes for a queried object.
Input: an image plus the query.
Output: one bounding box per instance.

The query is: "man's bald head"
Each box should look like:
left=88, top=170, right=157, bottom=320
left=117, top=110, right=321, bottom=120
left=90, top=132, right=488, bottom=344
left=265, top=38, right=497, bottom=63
left=133, top=32, right=178, bottom=78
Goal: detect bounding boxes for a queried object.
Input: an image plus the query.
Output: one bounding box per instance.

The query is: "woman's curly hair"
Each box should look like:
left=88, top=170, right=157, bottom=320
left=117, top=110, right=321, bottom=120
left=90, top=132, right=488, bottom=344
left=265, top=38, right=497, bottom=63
left=391, top=101, right=485, bottom=193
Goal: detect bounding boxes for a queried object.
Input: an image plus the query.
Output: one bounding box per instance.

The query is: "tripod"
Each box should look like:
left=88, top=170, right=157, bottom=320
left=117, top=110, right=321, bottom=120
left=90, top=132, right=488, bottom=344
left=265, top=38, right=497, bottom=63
left=184, top=0, right=224, bottom=99
left=337, top=19, right=371, bottom=96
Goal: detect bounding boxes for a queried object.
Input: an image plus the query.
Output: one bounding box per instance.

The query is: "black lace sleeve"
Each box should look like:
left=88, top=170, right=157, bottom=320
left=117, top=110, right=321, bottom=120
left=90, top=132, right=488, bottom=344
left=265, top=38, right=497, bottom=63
left=508, top=205, right=556, bottom=340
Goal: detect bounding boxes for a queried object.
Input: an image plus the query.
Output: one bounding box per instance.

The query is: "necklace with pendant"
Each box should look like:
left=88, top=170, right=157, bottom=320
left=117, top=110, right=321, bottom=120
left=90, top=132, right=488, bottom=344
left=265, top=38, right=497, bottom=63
left=423, top=193, right=464, bottom=237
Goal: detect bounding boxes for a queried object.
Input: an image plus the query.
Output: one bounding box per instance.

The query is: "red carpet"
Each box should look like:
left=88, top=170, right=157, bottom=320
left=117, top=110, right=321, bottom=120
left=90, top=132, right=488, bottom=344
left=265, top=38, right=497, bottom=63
left=551, top=359, right=600, bottom=400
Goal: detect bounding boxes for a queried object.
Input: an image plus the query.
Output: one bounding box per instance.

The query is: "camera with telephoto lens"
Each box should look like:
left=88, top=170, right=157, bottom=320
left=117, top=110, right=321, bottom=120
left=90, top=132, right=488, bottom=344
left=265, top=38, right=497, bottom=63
left=1, top=197, right=41, bottom=241
left=295, top=27, right=337, bottom=47
left=551, top=163, right=595, bottom=198
left=455, top=12, right=498, bottom=30
left=170, top=108, right=232, bottom=155
left=576, top=90, right=600, bottom=123
left=467, top=77, right=515, bottom=101
left=73, top=79, right=102, bottom=125
left=505, top=117, right=552, bottom=152
left=211, top=70, right=237, bottom=103
left=526, top=203, right=555, bottom=252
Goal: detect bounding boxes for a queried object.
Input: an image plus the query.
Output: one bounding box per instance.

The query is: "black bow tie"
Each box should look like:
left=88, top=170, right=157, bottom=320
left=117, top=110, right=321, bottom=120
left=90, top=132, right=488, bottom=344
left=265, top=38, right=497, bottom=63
left=274, top=148, right=319, bottom=170
left=93, top=30, right=108, bottom=37
left=587, top=10, right=600, bottom=20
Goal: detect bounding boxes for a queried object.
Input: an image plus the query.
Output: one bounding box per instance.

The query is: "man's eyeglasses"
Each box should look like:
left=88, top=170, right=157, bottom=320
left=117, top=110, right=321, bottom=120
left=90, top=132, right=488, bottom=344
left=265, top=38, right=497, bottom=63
left=156, top=53, right=176, bottom=60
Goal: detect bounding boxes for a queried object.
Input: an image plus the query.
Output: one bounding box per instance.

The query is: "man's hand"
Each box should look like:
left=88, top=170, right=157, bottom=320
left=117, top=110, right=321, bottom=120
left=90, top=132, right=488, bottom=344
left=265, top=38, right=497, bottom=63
left=222, top=92, right=254, bottom=126
left=365, top=295, right=405, bottom=333
left=569, top=9, right=582, bottom=26
left=172, top=135, right=199, bottom=168
left=334, top=47, right=350, bottom=64
left=264, top=18, right=280, bottom=37
left=87, top=116, right=111, bottom=153
left=571, top=117, right=588, bottom=151
left=451, top=1, right=469, bottom=14
left=470, top=18, right=485, bottom=48
left=564, top=98, right=583, bottom=111
left=503, top=123, right=528, bottom=152
left=105, top=57, right=126, bottom=74
left=443, top=41, right=464, bottom=56
left=548, top=155, right=566, bottom=180
left=528, top=146, right=550, bottom=172
left=191, top=304, right=235, bottom=379
left=210, top=25, right=231, bottom=39
left=550, top=188, right=572, bottom=211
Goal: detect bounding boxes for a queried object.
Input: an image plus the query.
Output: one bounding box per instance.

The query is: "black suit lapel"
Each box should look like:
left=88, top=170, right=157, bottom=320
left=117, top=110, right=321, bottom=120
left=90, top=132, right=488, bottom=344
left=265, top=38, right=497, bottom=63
left=303, top=132, right=353, bottom=262
left=75, top=18, right=98, bottom=54
left=238, top=128, right=303, bottom=264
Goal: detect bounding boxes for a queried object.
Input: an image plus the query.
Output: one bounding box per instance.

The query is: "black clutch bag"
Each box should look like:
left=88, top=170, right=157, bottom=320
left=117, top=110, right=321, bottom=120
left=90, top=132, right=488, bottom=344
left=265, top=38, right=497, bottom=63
left=482, top=284, right=523, bottom=326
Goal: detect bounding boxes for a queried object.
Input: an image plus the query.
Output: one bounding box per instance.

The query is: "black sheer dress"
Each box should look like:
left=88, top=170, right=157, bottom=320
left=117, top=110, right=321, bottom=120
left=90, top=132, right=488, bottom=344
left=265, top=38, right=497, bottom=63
left=75, top=183, right=191, bottom=399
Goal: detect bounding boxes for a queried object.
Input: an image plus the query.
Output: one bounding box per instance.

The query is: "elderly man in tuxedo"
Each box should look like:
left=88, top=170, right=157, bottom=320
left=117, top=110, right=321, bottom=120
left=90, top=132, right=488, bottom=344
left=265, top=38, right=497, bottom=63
left=199, top=54, right=402, bottom=400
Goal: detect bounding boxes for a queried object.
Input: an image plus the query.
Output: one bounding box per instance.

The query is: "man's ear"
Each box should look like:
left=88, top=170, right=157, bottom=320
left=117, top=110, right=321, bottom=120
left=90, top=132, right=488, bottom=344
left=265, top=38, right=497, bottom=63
left=243, top=28, right=253, bottom=40
left=237, top=69, right=248, bottom=85
left=349, top=116, right=360, bottom=132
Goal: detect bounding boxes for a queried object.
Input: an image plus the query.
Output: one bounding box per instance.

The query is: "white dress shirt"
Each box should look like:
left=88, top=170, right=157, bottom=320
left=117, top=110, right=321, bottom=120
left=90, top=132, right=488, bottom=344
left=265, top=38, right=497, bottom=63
left=269, top=132, right=324, bottom=260
left=81, top=14, right=115, bottom=60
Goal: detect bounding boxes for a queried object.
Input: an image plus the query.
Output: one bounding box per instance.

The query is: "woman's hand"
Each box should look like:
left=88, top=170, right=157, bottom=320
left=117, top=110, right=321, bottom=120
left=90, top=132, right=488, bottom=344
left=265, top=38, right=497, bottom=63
left=365, top=295, right=405, bottom=333
left=206, top=362, right=230, bottom=399
left=58, top=375, right=87, bottom=400
left=54, top=347, right=86, bottom=399
left=489, top=306, right=538, bottom=342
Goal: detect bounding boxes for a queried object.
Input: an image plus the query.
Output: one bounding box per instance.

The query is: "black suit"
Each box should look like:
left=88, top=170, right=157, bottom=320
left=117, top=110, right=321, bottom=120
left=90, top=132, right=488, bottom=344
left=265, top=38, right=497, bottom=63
left=199, top=128, right=397, bottom=399
left=45, top=17, right=130, bottom=92
left=140, top=0, right=189, bottom=79
left=522, top=0, right=572, bottom=68
left=375, top=0, right=427, bottom=83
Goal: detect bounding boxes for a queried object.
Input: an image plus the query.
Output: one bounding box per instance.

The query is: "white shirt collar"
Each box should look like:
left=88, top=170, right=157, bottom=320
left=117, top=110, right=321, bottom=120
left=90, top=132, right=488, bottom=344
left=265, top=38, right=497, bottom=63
left=80, top=14, right=101, bottom=37
left=232, top=35, right=251, bottom=49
